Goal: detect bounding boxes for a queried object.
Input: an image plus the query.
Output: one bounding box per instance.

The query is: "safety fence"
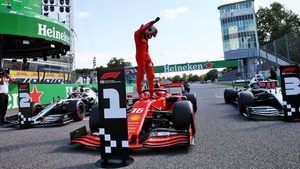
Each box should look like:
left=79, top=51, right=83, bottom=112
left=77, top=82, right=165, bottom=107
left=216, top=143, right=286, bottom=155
left=261, top=31, right=300, bottom=66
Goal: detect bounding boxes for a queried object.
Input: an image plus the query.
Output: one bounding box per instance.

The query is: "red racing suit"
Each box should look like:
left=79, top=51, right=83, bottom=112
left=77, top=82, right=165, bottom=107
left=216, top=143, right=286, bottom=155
left=134, top=21, right=156, bottom=95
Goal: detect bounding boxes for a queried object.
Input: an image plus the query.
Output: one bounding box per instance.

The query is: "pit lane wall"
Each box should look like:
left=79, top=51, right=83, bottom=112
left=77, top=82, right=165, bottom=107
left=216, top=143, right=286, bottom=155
left=7, top=83, right=135, bottom=111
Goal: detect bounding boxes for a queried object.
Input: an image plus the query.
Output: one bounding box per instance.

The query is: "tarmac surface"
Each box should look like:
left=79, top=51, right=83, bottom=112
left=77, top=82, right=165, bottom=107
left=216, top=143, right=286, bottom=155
left=1, top=84, right=300, bottom=169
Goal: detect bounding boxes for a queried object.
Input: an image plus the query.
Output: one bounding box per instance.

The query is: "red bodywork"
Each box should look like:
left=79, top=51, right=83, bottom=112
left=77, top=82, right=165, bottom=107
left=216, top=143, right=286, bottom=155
left=71, top=89, right=196, bottom=149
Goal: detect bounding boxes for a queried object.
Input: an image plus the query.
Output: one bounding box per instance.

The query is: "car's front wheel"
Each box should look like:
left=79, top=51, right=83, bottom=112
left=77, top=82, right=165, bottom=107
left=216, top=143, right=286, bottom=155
left=238, top=91, right=253, bottom=115
left=172, top=101, right=193, bottom=131
left=66, top=100, right=86, bottom=121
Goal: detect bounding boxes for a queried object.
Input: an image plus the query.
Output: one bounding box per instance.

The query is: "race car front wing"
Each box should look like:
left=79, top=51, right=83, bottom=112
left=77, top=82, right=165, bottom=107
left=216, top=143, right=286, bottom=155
left=70, top=127, right=191, bottom=149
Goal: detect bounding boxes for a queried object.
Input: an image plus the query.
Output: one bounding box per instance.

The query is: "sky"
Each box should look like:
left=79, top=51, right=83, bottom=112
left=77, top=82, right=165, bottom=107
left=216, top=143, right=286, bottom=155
left=73, top=0, right=300, bottom=70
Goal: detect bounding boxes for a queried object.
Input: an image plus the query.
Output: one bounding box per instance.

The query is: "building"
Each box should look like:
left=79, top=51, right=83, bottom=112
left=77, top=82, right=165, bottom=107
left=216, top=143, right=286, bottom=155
left=218, top=0, right=259, bottom=78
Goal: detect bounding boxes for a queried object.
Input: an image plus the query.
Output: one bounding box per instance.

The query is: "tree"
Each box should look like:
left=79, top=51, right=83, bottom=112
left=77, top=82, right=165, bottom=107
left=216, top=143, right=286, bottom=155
left=204, top=69, right=218, bottom=82
left=190, top=74, right=200, bottom=82
left=172, top=75, right=182, bottom=82
left=256, top=2, right=300, bottom=46
left=199, top=74, right=206, bottom=81
left=182, top=73, right=187, bottom=82
left=187, top=74, right=193, bottom=82
left=167, top=77, right=173, bottom=82
left=107, top=57, right=132, bottom=68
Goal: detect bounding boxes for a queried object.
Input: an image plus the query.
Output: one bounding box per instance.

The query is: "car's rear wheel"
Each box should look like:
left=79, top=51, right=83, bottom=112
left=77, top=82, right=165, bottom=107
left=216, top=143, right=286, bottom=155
left=238, top=91, right=253, bottom=115
left=66, top=100, right=86, bottom=121
left=89, top=105, right=99, bottom=133
left=183, top=93, right=197, bottom=113
left=224, top=88, right=237, bottom=104
left=173, top=101, right=193, bottom=131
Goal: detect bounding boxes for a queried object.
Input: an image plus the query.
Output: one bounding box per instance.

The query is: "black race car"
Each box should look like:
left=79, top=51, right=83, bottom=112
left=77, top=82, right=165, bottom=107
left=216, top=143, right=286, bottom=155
left=5, top=86, right=98, bottom=127
left=224, top=74, right=284, bottom=120
left=6, top=99, right=86, bottom=127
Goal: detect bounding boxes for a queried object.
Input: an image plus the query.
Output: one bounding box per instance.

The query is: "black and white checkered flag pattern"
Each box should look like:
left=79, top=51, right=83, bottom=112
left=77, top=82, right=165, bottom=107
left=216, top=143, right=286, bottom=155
left=94, top=128, right=129, bottom=153
left=18, top=112, right=32, bottom=125
left=283, top=101, right=300, bottom=116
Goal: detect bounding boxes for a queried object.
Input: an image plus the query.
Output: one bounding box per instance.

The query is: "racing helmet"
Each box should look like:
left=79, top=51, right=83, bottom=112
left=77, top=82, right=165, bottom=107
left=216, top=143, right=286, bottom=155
left=256, top=74, right=264, bottom=81
left=148, top=26, right=158, bottom=37
left=145, top=26, right=158, bottom=39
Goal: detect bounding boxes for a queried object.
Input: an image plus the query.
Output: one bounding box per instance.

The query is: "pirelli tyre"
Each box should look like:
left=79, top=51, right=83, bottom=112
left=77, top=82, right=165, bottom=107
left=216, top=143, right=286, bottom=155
left=173, top=101, right=193, bottom=131
left=66, top=100, right=86, bottom=121
left=89, top=105, right=99, bottom=133
left=183, top=93, right=197, bottom=113
left=238, top=91, right=253, bottom=115
left=224, top=88, right=237, bottom=104
left=31, top=102, right=43, bottom=116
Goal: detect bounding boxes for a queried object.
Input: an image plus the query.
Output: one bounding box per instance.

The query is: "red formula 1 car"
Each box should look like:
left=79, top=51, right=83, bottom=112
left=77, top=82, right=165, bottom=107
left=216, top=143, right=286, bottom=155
left=70, top=88, right=197, bottom=149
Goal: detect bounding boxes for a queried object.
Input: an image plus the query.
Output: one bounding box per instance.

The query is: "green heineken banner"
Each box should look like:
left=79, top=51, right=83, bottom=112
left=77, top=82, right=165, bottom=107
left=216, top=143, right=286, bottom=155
left=154, top=59, right=238, bottom=73
left=0, top=0, right=42, bottom=14
left=0, top=1, right=70, bottom=45
left=7, top=83, right=135, bottom=111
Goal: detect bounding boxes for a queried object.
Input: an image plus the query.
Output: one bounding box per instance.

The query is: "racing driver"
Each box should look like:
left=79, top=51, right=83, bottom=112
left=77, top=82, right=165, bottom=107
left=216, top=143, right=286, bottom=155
left=134, top=17, right=160, bottom=99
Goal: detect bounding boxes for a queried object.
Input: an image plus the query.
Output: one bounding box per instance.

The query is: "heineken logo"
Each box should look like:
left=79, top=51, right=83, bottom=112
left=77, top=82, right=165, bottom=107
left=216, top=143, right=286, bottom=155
left=164, top=63, right=204, bottom=73
left=38, top=24, right=69, bottom=42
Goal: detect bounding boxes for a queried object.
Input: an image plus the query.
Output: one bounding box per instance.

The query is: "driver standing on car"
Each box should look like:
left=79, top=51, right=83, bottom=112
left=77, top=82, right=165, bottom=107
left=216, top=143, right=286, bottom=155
left=0, top=68, right=14, bottom=125
left=134, top=17, right=160, bottom=99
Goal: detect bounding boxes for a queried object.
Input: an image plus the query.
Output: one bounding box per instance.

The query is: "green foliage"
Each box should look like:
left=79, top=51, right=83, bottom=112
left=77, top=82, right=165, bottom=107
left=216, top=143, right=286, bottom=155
left=199, top=74, right=206, bottom=81
left=107, top=57, right=132, bottom=68
left=74, top=68, right=91, bottom=76
left=222, top=67, right=233, bottom=74
left=172, top=75, right=182, bottom=82
left=182, top=73, right=187, bottom=82
left=187, top=74, right=200, bottom=82
left=204, top=69, right=218, bottom=82
left=256, top=2, right=300, bottom=46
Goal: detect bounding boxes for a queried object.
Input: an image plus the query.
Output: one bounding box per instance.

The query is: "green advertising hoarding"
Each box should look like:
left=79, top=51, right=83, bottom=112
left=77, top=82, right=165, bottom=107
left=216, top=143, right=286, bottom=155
left=0, top=0, right=70, bottom=45
left=154, top=60, right=238, bottom=73
left=7, top=83, right=135, bottom=111
left=0, top=0, right=42, bottom=14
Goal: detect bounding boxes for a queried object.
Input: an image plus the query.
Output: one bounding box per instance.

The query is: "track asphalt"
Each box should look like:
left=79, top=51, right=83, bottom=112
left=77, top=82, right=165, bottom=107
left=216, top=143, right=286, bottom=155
left=1, top=84, right=300, bottom=169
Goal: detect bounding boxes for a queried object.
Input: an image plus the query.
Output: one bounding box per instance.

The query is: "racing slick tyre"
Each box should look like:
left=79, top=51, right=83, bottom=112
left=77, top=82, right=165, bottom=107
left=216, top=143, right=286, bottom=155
left=66, top=100, right=86, bottom=121
left=173, top=101, right=193, bottom=131
left=238, top=91, right=253, bottom=115
left=183, top=93, right=197, bottom=113
left=89, top=105, right=99, bottom=133
left=224, top=89, right=237, bottom=104
left=31, top=102, right=43, bottom=116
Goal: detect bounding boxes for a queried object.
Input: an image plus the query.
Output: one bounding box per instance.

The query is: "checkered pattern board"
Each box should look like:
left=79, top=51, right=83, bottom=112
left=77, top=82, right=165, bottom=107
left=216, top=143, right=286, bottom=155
left=283, top=101, right=300, bottom=117
left=96, top=128, right=129, bottom=153
left=18, top=112, right=32, bottom=125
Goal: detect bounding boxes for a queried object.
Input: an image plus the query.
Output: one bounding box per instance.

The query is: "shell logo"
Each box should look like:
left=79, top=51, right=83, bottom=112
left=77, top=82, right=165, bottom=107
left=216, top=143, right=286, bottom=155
left=130, top=114, right=140, bottom=121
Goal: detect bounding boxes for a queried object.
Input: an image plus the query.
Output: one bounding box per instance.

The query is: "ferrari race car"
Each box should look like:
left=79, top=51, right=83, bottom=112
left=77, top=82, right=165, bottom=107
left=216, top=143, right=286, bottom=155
left=224, top=74, right=284, bottom=120
left=5, top=86, right=98, bottom=127
left=70, top=88, right=197, bottom=149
